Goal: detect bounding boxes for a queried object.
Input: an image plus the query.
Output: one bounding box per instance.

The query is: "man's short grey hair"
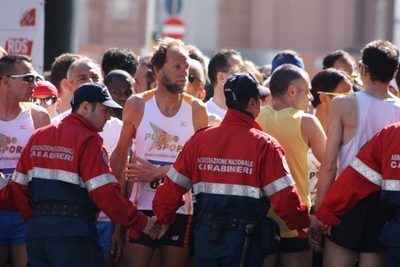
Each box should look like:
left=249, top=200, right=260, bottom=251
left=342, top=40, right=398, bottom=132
left=269, top=64, right=307, bottom=97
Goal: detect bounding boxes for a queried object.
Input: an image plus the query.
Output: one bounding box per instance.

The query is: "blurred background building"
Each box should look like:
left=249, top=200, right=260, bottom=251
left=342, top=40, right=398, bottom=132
left=47, top=0, right=397, bottom=77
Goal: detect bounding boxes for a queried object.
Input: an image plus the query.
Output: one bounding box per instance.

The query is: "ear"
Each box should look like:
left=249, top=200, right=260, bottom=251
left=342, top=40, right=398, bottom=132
left=319, top=93, right=328, bottom=104
left=198, top=81, right=206, bottom=100
left=80, top=101, right=91, bottom=114
left=1, top=76, right=10, bottom=88
left=63, top=78, right=74, bottom=94
left=287, top=84, right=296, bottom=98
left=217, top=72, right=227, bottom=85
left=153, top=65, right=162, bottom=78
left=149, top=80, right=158, bottom=90
left=55, top=98, right=62, bottom=111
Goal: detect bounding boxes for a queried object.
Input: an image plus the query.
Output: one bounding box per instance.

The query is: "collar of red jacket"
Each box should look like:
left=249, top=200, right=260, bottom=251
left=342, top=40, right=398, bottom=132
left=62, top=113, right=98, bottom=133
left=222, top=108, right=263, bottom=131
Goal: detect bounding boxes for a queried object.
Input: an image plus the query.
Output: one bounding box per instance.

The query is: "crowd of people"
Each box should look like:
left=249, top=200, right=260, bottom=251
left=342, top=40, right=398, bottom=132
left=0, top=37, right=399, bottom=267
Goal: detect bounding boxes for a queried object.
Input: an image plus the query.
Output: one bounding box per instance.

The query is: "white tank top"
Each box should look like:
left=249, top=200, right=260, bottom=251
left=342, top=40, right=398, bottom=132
left=205, top=98, right=227, bottom=119
left=130, top=90, right=195, bottom=215
left=0, top=104, right=35, bottom=180
left=338, top=91, right=400, bottom=174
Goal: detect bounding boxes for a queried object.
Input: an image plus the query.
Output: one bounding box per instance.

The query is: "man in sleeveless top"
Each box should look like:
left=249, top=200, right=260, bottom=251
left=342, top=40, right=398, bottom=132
left=110, top=38, right=208, bottom=267
left=0, top=55, right=50, bottom=267
left=315, top=40, right=400, bottom=267
left=256, top=64, right=327, bottom=267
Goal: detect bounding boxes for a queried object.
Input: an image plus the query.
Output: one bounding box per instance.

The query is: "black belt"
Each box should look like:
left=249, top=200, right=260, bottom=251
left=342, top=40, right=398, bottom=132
left=199, top=213, right=252, bottom=231
left=34, top=202, right=96, bottom=221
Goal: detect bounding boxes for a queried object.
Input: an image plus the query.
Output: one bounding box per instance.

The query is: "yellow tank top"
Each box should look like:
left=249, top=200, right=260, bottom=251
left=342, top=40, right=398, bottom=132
left=256, top=106, right=310, bottom=238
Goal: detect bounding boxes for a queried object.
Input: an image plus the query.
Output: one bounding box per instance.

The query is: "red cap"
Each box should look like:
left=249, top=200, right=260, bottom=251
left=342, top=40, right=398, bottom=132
left=33, top=81, right=58, bottom=98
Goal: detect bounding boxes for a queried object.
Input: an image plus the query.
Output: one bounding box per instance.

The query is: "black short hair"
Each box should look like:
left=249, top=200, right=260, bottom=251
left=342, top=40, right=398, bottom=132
left=322, top=50, right=356, bottom=71
left=208, top=49, right=241, bottom=87
left=311, top=69, right=349, bottom=108
left=50, top=53, right=82, bottom=92
left=0, top=54, right=32, bottom=78
left=272, top=50, right=301, bottom=62
left=361, top=40, right=399, bottom=83
left=187, top=44, right=207, bottom=77
left=138, top=57, right=156, bottom=89
left=101, top=48, right=139, bottom=77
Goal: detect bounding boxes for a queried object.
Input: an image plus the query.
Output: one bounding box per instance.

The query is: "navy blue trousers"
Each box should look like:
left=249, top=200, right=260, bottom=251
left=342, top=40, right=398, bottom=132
left=27, top=236, right=106, bottom=267
left=196, top=256, right=263, bottom=267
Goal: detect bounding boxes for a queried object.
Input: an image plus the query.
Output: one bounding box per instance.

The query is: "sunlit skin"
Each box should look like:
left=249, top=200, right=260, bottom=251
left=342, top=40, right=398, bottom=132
left=68, top=62, right=103, bottom=92
left=159, top=47, right=189, bottom=94
left=32, top=94, right=61, bottom=118
left=315, top=79, right=353, bottom=134
left=185, top=67, right=203, bottom=98
left=6, top=61, right=37, bottom=102
left=134, top=64, right=151, bottom=93
left=293, top=77, right=313, bottom=112
left=333, top=60, right=354, bottom=76
left=107, top=76, right=134, bottom=120
left=85, top=102, right=111, bottom=132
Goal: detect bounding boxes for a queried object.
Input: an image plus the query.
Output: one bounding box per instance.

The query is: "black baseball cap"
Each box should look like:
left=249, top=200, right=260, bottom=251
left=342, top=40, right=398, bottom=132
left=224, top=73, right=270, bottom=108
left=70, top=82, right=122, bottom=109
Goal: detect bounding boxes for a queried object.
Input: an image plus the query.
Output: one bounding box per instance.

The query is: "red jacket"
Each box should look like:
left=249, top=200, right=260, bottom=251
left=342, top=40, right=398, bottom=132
left=8, top=113, right=147, bottom=240
left=153, top=109, right=310, bottom=236
left=316, top=123, right=400, bottom=227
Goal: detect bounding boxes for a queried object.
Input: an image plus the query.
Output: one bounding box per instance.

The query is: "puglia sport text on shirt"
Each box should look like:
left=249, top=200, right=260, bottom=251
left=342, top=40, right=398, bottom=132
left=29, top=145, right=75, bottom=162
left=197, top=157, right=254, bottom=174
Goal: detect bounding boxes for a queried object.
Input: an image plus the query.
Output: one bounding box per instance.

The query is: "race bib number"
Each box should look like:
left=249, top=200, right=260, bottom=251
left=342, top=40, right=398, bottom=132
left=143, top=159, right=170, bottom=191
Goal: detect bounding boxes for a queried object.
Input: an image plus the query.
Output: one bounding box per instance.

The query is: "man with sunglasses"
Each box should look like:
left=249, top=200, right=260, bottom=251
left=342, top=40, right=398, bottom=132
left=316, top=40, right=400, bottom=267
left=31, top=80, right=61, bottom=118
left=0, top=54, right=50, bottom=267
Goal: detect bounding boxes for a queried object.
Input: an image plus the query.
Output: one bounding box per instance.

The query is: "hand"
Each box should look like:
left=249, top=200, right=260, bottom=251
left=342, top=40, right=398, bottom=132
left=142, top=216, right=161, bottom=239
left=309, top=215, right=329, bottom=234
left=308, top=230, right=323, bottom=253
left=157, top=223, right=170, bottom=239
left=151, top=216, right=169, bottom=239
left=110, top=224, right=123, bottom=263
left=124, top=156, right=159, bottom=182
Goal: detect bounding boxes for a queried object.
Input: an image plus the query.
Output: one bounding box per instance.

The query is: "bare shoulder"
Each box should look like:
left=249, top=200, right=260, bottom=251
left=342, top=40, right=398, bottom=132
left=30, top=104, right=51, bottom=129
left=301, top=113, right=325, bottom=136
left=191, top=98, right=208, bottom=130
left=123, top=93, right=146, bottom=129
left=330, top=94, right=357, bottom=114
left=301, top=112, right=322, bottom=127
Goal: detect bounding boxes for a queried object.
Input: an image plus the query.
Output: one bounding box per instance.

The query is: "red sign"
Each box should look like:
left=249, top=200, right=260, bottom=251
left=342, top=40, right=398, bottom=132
left=162, top=17, right=186, bottom=39
left=20, top=9, right=36, bottom=26
left=5, top=38, right=33, bottom=55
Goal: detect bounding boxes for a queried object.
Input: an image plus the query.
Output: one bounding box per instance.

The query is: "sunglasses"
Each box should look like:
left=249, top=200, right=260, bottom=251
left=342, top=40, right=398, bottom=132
left=349, top=74, right=357, bottom=83
left=358, top=60, right=369, bottom=69
left=188, top=75, right=201, bottom=84
left=8, top=73, right=39, bottom=84
left=317, top=91, right=351, bottom=97
left=30, top=96, right=57, bottom=106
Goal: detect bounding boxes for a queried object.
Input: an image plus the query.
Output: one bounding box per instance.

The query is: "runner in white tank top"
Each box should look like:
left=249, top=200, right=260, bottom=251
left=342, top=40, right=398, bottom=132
left=131, top=90, right=195, bottom=214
